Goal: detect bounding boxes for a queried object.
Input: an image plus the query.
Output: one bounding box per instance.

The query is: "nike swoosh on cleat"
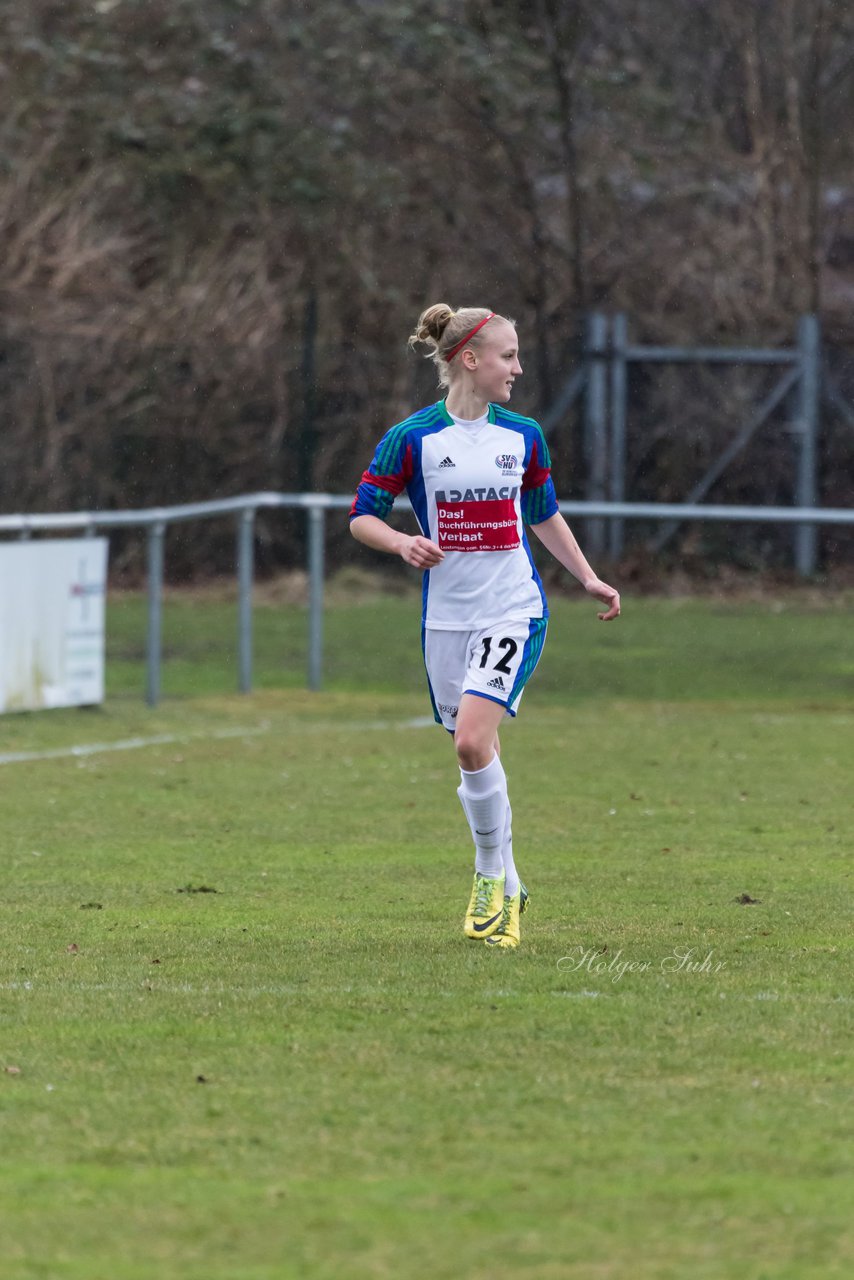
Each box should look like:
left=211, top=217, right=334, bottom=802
left=472, top=910, right=502, bottom=933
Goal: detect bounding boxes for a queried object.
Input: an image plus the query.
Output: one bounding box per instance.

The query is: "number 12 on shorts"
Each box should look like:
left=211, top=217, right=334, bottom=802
left=478, top=635, right=519, bottom=675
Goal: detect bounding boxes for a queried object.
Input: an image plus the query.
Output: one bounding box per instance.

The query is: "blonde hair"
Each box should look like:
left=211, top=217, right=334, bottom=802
left=407, top=303, right=513, bottom=388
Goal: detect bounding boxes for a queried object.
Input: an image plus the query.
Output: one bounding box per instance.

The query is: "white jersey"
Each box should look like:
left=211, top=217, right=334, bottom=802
left=351, top=400, right=559, bottom=629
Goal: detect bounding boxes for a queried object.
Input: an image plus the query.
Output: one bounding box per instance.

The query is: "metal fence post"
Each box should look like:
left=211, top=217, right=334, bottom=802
left=237, top=507, right=255, bottom=693
left=609, top=313, right=628, bottom=560
left=307, top=502, right=325, bottom=691
left=583, top=312, right=609, bottom=556
left=146, top=521, right=166, bottom=707
left=795, top=314, right=820, bottom=576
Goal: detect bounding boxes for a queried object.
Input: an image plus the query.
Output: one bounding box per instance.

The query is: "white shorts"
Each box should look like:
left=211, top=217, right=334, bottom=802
left=422, top=618, right=548, bottom=731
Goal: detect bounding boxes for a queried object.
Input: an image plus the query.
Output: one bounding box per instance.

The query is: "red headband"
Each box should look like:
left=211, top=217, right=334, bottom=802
left=444, top=313, right=495, bottom=362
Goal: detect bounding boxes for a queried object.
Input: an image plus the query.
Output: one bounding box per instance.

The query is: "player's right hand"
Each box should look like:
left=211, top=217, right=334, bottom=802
left=398, top=534, right=444, bottom=568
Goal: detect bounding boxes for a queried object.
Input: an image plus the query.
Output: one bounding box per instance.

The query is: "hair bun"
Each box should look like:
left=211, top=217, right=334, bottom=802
left=409, top=303, right=455, bottom=349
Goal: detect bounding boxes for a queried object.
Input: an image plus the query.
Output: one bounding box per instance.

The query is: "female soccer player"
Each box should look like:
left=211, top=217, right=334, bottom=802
left=350, top=304, right=620, bottom=948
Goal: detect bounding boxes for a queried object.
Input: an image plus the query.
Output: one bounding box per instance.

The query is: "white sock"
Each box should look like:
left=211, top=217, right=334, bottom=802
left=458, top=753, right=507, bottom=879
left=502, top=801, right=520, bottom=898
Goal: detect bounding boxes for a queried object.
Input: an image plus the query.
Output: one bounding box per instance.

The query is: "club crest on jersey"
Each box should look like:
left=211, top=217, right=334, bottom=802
left=495, top=453, right=518, bottom=474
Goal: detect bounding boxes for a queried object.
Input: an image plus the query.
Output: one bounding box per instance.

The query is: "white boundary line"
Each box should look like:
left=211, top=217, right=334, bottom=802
left=0, top=724, right=271, bottom=766
left=0, top=715, right=434, bottom=767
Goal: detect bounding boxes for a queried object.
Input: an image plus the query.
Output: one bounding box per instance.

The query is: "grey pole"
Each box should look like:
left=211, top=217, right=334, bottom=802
left=307, top=503, right=325, bottom=692
left=795, top=315, right=820, bottom=576
left=609, top=313, right=628, bottom=560
left=146, top=521, right=166, bottom=707
left=583, top=312, right=609, bottom=556
left=237, top=507, right=255, bottom=693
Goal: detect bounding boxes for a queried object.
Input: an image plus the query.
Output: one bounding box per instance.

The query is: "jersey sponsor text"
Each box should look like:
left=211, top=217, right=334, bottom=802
left=436, top=499, right=520, bottom=553
left=434, top=485, right=518, bottom=503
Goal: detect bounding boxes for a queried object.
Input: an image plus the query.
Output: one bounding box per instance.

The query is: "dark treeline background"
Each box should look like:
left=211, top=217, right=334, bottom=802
left=2, top=0, right=854, bottom=576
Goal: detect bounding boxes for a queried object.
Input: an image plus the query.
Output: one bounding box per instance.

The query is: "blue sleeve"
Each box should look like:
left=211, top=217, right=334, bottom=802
left=350, top=427, right=413, bottom=521
left=520, top=425, right=558, bottom=525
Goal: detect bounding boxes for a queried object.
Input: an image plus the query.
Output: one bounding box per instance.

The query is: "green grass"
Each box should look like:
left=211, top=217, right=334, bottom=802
left=1, top=591, right=852, bottom=1279
left=99, top=587, right=854, bottom=704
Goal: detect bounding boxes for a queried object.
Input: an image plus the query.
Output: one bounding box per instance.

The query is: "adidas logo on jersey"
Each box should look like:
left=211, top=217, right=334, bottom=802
left=438, top=456, right=456, bottom=468
left=487, top=676, right=506, bottom=691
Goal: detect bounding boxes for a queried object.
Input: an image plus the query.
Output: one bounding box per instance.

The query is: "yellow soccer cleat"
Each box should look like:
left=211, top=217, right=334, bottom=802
left=464, top=871, right=506, bottom=939
left=484, top=881, right=528, bottom=949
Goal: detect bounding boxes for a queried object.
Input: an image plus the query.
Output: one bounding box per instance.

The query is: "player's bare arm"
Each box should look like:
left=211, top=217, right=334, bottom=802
left=350, top=513, right=444, bottom=568
left=529, top=511, right=621, bottom=621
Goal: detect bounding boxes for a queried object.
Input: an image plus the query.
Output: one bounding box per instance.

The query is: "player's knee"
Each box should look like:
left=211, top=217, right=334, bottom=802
left=455, top=731, right=494, bottom=772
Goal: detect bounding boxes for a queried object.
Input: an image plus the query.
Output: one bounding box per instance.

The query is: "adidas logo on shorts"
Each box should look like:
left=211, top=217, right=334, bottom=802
left=438, top=456, right=455, bottom=468
left=487, top=676, right=506, bottom=691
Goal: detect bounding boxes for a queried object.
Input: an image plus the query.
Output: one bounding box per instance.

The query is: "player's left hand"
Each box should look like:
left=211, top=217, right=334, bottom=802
left=584, top=577, right=621, bottom=621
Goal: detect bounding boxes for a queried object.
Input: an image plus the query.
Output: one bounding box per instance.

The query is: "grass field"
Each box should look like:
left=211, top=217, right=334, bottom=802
left=1, top=588, right=852, bottom=1279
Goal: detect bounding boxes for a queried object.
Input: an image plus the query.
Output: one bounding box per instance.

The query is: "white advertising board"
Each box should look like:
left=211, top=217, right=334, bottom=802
left=0, top=538, right=108, bottom=714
